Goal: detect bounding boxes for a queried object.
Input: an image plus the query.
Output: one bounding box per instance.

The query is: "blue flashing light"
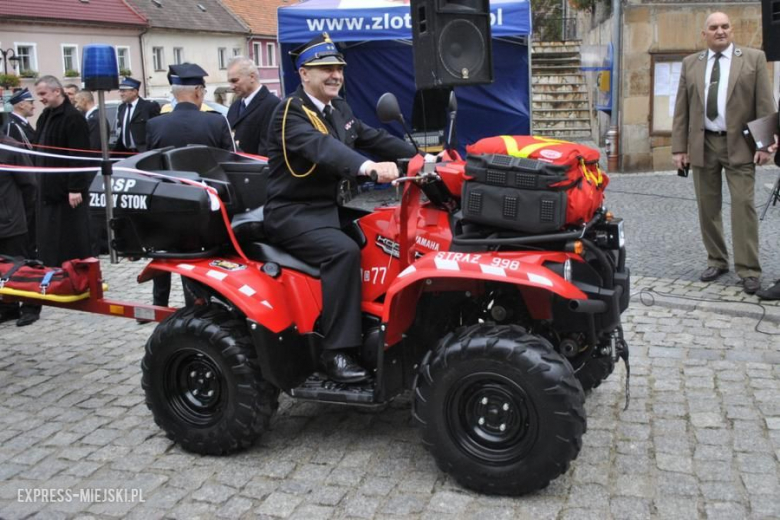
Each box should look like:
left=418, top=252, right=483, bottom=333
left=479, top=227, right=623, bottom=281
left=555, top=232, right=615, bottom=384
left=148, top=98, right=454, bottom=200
left=83, top=44, right=119, bottom=91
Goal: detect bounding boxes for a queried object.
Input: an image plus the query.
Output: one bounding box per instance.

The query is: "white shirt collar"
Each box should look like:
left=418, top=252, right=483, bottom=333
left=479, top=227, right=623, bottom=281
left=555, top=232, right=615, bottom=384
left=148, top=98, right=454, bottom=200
left=303, top=90, right=333, bottom=114
left=708, top=43, right=733, bottom=61
left=242, top=85, right=262, bottom=107
left=86, top=106, right=98, bottom=118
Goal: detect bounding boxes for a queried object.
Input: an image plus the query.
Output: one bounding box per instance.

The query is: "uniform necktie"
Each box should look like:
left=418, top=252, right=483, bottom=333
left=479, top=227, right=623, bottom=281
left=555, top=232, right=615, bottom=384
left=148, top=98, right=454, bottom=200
left=706, top=53, right=722, bottom=121
left=123, top=103, right=132, bottom=147
left=238, top=100, right=246, bottom=118
left=323, top=105, right=335, bottom=127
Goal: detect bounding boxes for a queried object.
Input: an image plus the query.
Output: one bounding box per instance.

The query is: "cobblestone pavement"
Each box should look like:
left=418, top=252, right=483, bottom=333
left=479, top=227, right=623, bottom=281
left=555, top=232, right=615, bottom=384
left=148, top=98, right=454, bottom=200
left=1, top=168, right=780, bottom=519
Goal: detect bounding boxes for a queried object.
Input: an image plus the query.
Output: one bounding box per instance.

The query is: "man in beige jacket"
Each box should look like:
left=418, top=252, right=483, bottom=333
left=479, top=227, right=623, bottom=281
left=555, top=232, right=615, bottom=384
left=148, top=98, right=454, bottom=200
left=672, top=11, right=775, bottom=294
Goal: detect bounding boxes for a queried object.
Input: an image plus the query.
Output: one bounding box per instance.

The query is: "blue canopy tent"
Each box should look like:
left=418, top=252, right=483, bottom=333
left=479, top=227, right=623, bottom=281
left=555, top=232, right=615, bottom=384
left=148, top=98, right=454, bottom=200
left=277, top=0, right=532, bottom=150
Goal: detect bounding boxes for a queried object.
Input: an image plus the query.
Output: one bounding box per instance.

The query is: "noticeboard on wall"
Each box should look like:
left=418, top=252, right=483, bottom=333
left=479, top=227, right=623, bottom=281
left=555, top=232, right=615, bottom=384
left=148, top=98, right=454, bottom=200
left=651, top=55, right=684, bottom=135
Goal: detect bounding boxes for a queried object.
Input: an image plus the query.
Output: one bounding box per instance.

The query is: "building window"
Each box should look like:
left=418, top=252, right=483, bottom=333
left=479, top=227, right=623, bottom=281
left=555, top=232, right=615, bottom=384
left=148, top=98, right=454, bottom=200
left=173, top=47, right=184, bottom=65
left=218, top=47, right=227, bottom=70
left=62, top=45, right=79, bottom=74
left=265, top=42, right=277, bottom=68
left=233, top=47, right=241, bottom=57
left=14, top=44, right=37, bottom=74
left=116, top=46, right=131, bottom=74
left=253, top=43, right=261, bottom=66
left=152, top=47, right=165, bottom=71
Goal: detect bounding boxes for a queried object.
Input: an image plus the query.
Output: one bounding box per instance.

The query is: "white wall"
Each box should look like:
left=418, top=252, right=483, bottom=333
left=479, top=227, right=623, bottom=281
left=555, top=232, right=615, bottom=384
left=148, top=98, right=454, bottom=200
left=142, top=30, right=246, bottom=102
left=0, top=22, right=144, bottom=124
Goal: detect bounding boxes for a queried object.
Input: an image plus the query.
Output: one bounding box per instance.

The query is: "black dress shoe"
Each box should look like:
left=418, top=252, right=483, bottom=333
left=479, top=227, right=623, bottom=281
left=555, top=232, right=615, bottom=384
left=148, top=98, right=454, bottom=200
left=16, top=314, right=39, bottom=327
left=756, top=280, right=780, bottom=300
left=700, top=266, right=728, bottom=282
left=0, top=311, right=21, bottom=325
left=742, top=277, right=761, bottom=295
left=321, top=351, right=369, bottom=383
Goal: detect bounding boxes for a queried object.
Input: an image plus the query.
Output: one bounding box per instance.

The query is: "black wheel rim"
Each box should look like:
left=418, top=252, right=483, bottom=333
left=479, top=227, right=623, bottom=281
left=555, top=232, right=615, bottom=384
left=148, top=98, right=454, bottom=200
left=446, top=372, right=538, bottom=464
left=164, top=349, right=225, bottom=427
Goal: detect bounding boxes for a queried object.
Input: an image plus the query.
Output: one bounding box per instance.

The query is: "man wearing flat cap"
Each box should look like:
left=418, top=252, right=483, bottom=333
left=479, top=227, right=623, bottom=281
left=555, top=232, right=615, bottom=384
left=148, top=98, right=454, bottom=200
left=265, top=33, right=416, bottom=383
left=143, top=63, right=234, bottom=312
left=113, top=76, right=160, bottom=153
left=3, top=88, right=36, bottom=149
left=146, top=63, right=234, bottom=151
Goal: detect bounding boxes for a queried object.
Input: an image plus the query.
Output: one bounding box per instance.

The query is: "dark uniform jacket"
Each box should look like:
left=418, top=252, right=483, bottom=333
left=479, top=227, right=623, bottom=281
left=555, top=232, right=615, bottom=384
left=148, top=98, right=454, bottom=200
left=146, top=102, right=234, bottom=151
left=0, top=136, right=36, bottom=239
left=227, top=85, right=280, bottom=156
left=265, top=86, right=416, bottom=240
left=114, top=97, right=160, bottom=152
left=85, top=108, right=109, bottom=152
left=2, top=113, right=35, bottom=149
left=34, top=97, right=93, bottom=265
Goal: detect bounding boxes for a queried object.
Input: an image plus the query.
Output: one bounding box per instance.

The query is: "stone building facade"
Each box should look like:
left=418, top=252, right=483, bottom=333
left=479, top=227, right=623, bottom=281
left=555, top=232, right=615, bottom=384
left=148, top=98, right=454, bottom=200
left=578, top=1, right=778, bottom=171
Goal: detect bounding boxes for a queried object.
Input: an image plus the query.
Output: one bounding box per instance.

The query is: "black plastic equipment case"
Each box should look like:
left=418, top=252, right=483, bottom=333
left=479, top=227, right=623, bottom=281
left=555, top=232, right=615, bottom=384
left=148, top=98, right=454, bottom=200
left=88, top=171, right=228, bottom=257
left=462, top=153, right=569, bottom=234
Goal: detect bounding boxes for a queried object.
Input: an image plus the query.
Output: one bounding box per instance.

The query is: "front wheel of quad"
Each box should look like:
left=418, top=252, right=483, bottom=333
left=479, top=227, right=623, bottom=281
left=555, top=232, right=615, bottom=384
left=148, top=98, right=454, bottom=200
left=142, top=305, right=279, bottom=455
left=413, top=324, right=586, bottom=496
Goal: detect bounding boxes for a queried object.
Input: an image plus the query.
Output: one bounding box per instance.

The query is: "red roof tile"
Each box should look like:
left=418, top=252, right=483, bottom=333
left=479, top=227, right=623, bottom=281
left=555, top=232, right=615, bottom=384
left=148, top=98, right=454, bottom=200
left=221, top=0, right=300, bottom=36
left=0, top=0, right=147, bottom=26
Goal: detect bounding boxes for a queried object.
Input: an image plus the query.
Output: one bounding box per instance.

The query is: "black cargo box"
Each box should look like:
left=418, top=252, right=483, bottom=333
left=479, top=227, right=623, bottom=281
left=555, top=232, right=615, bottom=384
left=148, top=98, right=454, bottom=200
left=89, top=171, right=228, bottom=256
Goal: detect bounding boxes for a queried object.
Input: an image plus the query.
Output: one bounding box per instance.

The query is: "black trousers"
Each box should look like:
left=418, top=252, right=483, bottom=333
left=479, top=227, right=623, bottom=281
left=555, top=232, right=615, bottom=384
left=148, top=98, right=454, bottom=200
left=152, top=273, right=171, bottom=307
left=0, top=233, right=42, bottom=318
left=276, top=228, right=362, bottom=350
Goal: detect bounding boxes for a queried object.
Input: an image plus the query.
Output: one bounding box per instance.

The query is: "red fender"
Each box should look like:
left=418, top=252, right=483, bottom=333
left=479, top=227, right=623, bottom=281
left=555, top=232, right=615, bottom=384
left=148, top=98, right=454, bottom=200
left=138, top=257, right=297, bottom=333
left=380, top=251, right=588, bottom=346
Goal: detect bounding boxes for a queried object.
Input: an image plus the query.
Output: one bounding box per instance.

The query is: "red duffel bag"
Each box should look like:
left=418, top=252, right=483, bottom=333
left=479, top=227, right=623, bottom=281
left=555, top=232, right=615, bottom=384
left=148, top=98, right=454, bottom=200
left=466, top=135, right=609, bottom=226
left=0, top=255, right=93, bottom=296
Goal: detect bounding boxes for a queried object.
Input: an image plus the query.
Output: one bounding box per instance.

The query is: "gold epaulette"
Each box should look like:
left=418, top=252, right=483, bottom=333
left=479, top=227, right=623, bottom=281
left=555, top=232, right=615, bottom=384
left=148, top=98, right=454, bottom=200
left=301, top=103, right=329, bottom=135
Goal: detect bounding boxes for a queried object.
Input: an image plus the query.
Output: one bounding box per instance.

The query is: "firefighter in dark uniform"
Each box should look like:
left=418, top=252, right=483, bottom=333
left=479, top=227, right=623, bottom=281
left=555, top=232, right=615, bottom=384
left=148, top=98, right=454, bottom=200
left=265, top=33, right=417, bottom=383
left=143, top=63, right=235, bottom=314
left=2, top=88, right=36, bottom=149
left=146, top=63, right=234, bottom=151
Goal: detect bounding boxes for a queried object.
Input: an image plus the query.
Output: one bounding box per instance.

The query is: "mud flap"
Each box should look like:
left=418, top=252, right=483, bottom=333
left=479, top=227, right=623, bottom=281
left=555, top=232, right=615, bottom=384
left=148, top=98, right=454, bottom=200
left=614, top=328, right=630, bottom=410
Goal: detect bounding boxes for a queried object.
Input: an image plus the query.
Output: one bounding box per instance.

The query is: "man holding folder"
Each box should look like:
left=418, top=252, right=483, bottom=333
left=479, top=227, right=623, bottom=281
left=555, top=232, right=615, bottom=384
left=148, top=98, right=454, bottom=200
left=672, top=12, right=775, bottom=294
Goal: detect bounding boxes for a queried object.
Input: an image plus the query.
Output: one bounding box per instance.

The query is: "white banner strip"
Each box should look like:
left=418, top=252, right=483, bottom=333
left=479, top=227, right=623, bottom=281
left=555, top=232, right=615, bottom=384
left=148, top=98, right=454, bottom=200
left=0, top=142, right=118, bottom=162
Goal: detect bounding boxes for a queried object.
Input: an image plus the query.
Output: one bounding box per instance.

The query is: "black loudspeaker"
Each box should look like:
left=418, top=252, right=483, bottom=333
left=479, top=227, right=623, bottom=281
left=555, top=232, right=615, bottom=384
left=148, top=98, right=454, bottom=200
left=764, top=0, right=780, bottom=61
left=411, top=0, right=493, bottom=89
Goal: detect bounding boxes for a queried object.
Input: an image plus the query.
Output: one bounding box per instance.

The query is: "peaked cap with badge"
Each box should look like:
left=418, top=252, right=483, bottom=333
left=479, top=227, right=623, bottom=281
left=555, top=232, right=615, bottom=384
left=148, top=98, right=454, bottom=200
left=167, top=63, right=208, bottom=86
left=290, top=32, right=347, bottom=69
left=9, top=88, right=34, bottom=105
left=119, top=77, right=142, bottom=91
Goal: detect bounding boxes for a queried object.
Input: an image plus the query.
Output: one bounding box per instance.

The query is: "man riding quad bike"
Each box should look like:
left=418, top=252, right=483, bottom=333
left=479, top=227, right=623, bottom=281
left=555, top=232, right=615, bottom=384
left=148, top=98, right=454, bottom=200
left=93, top=93, right=630, bottom=496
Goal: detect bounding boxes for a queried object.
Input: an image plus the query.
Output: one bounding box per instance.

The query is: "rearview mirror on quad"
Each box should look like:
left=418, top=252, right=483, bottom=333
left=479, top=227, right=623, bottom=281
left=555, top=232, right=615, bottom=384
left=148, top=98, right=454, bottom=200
left=376, top=92, right=403, bottom=124
left=377, top=92, right=420, bottom=155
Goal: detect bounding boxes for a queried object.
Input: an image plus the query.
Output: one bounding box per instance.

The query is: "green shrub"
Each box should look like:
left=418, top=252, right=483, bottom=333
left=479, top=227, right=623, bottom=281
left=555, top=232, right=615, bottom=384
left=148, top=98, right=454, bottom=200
left=64, top=69, right=80, bottom=77
left=0, top=73, right=21, bottom=88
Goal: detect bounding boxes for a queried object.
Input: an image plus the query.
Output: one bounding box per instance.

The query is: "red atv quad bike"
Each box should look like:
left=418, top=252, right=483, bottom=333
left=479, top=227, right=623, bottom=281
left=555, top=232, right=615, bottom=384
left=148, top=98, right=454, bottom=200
left=95, top=94, right=630, bottom=496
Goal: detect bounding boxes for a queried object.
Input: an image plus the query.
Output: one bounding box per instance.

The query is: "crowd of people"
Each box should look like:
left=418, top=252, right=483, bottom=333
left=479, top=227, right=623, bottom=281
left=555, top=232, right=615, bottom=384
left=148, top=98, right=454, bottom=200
left=1, top=22, right=779, bottom=379
left=0, top=53, right=282, bottom=326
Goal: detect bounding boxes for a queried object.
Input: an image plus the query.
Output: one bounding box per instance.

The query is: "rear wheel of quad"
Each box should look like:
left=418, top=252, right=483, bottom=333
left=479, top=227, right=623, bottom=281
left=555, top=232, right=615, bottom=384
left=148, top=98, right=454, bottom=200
left=413, top=324, right=585, bottom=496
left=142, top=305, right=279, bottom=455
